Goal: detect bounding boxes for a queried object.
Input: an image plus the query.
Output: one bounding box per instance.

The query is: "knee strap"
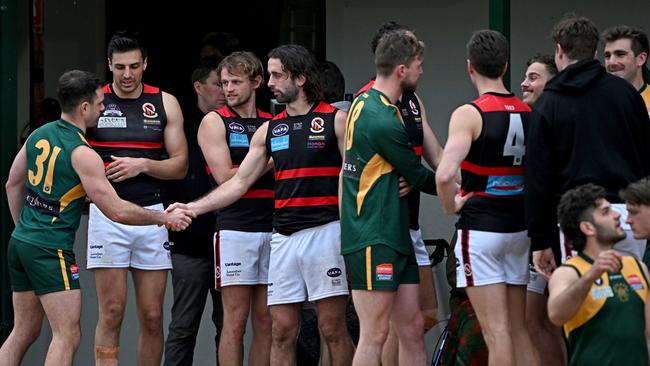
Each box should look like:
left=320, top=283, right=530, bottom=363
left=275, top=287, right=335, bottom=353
left=95, top=346, right=119, bottom=359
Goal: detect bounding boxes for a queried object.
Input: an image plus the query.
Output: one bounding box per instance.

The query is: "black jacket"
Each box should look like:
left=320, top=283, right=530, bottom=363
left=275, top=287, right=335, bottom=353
left=525, top=59, right=650, bottom=252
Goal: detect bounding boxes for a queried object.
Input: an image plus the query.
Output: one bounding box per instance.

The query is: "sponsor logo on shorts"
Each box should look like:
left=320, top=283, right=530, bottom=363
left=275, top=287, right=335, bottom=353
left=376, top=263, right=393, bottom=281
left=70, top=264, right=79, bottom=281
left=215, top=266, right=221, bottom=279
left=327, top=267, right=342, bottom=277
left=627, top=274, right=644, bottom=290
left=331, top=278, right=342, bottom=286
left=225, top=262, right=241, bottom=267
left=464, top=263, right=472, bottom=277
left=310, top=117, right=325, bottom=133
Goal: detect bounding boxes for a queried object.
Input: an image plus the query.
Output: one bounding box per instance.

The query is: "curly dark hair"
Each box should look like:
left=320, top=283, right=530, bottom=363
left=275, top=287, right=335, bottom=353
left=268, top=44, right=323, bottom=104
left=370, top=21, right=414, bottom=54
left=557, top=183, right=606, bottom=252
left=526, top=54, right=558, bottom=76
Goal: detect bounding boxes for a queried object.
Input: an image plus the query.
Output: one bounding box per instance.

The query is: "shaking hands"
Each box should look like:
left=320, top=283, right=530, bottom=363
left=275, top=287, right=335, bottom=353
left=164, top=203, right=197, bottom=231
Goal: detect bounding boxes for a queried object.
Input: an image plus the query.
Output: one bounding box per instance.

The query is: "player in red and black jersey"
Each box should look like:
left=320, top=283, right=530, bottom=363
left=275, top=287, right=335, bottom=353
left=197, top=51, right=274, bottom=366
left=436, top=30, right=540, bottom=366
left=168, top=44, right=354, bottom=365
left=85, top=32, right=188, bottom=366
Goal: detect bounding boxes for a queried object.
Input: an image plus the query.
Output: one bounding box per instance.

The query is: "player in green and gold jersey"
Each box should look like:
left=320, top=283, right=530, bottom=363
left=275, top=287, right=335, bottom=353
left=548, top=183, right=650, bottom=366
left=0, top=70, right=194, bottom=366
left=341, top=30, right=456, bottom=366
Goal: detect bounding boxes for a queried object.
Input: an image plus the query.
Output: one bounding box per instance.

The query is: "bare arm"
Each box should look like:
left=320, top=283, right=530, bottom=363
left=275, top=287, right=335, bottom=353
left=72, top=145, right=192, bottom=228
left=335, top=109, right=347, bottom=157
left=180, top=122, right=271, bottom=216
left=5, top=143, right=28, bottom=224
left=435, top=105, right=480, bottom=214
left=105, top=91, right=188, bottom=181
left=416, top=94, right=443, bottom=169
left=547, top=250, right=622, bottom=326
left=198, top=111, right=237, bottom=184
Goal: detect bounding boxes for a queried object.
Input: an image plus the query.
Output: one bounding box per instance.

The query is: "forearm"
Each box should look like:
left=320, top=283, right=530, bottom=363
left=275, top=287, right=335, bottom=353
left=143, top=155, right=188, bottom=180
left=188, top=176, right=248, bottom=216
left=436, top=178, right=458, bottom=214
left=548, top=276, right=594, bottom=325
left=6, top=184, right=26, bottom=225
left=113, top=201, right=166, bottom=226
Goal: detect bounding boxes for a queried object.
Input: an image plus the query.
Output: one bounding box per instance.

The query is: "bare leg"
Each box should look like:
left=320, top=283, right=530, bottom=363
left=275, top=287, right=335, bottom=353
left=418, top=266, right=438, bottom=331
left=249, top=285, right=272, bottom=366
left=40, top=290, right=82, bottom=366
left=466, top=284, right=514, bottom=366
left=391, top=284, right=426, bottom=366
left=94, top=268, right=128, bottom=366
left=316, top=295, right=354, bottom=366
left=526, top=291, right=566, bottom=366
left=132, top=269, right=167, bottom=366
left=269, top=303, right=302, bottom=366
left=351, top=290, right=394, bottom=366
left=218, top=285, right=253, bottom=366
left=503, top=286, right=536, bottom=366
left=0, top=291, right=44, bottom=366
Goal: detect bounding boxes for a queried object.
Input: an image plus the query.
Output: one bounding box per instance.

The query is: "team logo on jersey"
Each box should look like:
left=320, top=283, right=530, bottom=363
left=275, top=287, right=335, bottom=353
left=70, top=264, right=79, bottom=281
left=104, top=104, right=123, bottom=116
left=409, top=99, right=419, bottom=115
left=272, top=123, right=289, bottom=136
left=310, top=117, right=325, bottom=133
left=627, top=274, right=645, bottom=290
left=594, top=278, right=604, bottom=286
left=229, top=122, right=245, bottom=134
left=248, top=125, right=257, bottom=133
left=293, top=122, right=303, bottom=130
left=376, top=263, right=393, bottom=281
left=142, top=102, right=158, bottom=118
left=613, top=283, right=630, bottom=302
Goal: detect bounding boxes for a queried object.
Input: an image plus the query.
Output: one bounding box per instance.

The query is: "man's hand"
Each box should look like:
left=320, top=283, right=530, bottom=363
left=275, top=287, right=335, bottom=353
left=399, top=176, right=413, bottom=197
left=585, top=250, right=622, bottom=281
left=105, top=155, right=147, bottom=182
left=164, top=205, right=196, bottom=231
left=533, top=248, right=557, bottom=280
left=451, top=189, right=473, bottom=214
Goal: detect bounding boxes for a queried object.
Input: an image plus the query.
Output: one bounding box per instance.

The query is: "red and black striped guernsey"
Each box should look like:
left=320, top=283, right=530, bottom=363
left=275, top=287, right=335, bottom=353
left=214, top=106, right=274, bottom=232
left=86, top=84, right=167, bottom=206
left=265, top=102, right=342, bottom=235
left=457, top=92, right=531, bottom=233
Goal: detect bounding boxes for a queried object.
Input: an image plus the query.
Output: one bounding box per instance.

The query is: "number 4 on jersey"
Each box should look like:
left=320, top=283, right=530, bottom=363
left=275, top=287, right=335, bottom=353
left=503, top=114, right=525, bottom=165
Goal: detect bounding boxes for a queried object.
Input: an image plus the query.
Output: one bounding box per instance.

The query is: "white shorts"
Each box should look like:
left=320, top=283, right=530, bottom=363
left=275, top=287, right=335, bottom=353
left=267, top=220, right=349, bottom=305
left=410, top=229, right=431, bottom=266
left=455, top=229, right=530, bottom=288
left=527, top=265, right=547, bottom=295
left=86, top=203, right=171, bottom=270
left=215, top=230, right=272, bottom=288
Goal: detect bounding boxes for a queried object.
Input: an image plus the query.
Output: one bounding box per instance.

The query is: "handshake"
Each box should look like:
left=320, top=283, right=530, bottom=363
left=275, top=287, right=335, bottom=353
left=163, top=202, right=198, bottom=231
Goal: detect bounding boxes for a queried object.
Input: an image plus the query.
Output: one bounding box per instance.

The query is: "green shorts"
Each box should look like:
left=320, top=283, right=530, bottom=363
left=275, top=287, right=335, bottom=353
left=344, top=244, right=418, bottom=291
left=8, top=237, right=80, bottom=295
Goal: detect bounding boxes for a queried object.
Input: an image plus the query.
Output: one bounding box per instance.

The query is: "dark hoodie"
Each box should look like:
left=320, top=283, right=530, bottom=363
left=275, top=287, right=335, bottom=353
left=525, top=59, right=650, bottom=252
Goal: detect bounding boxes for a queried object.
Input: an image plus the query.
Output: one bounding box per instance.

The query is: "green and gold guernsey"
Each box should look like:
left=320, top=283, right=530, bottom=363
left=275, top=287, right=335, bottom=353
left=11, top=119, right=89, bottom=250
left=563, top=253, right=649, bottom=366
left=341, top=88, right=436, bottom=255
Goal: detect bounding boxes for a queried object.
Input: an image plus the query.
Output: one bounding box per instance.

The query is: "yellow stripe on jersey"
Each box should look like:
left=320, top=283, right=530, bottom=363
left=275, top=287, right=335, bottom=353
left=366, top=246, right=373, bottom=291
left=57, top=249, right=70, bottom=290
left=379, top=95, right=405, bottom=125
left=77, top=132, right=89, bottom=145
left=53, top=183, right=86, bottom=223
left=357, top=154, right=394, bottom=215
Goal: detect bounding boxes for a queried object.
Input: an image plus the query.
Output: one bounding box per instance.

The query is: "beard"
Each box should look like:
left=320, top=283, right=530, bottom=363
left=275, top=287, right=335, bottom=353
left=227, top=92, right=251, bottom=109
left=275, top=83, right=299, bottom=104
left=401, top=78, right=417, bottom=95
left=594, top=222, right=627, bottom=245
